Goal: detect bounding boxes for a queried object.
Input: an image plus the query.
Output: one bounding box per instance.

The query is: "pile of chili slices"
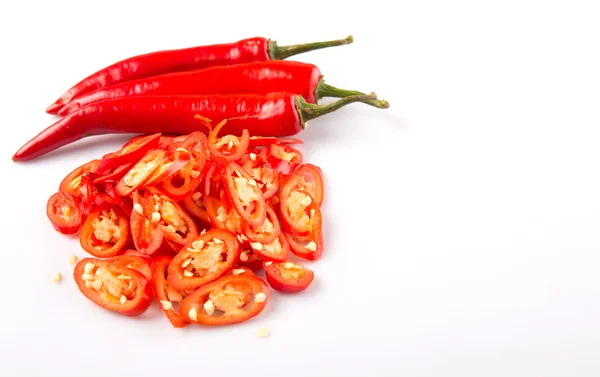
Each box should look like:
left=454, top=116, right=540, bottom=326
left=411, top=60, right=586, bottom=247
left=46, top=118, right=323, bottom=328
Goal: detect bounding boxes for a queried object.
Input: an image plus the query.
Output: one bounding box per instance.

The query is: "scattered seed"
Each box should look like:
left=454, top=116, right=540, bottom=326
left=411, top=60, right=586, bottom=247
left=52, top=272, right=62, bottom=283
left=250, top=242, right=263, bottom=251
left=232, top=268, right=246, bottom=275
left=151, top=211, right=161, bottom=223
left=240, top=252, right=249, bottom=262
left=181, top=258, right=192, bottom=268
left=213, top=237, right=223, bottom=244
left=133, top=203, right=143, bottom=215
left=257, top=327, right=270, bottom=338
left=120, top=295, right=127, bottom=305
left=283, top=262, right=295, bottom=269
left=160, top=300, right=173, bottom=310
left=192, top=192, right=202, bottom=202
left=249, top=153, right=257, bottom=161
left=305, top=241, right=317, bottom=252
left=264, top=261, right=273, bottom=267
left=192, top=240, right=205, bottom=250
left=68, top=254, right=79, bottom=265
left=203, top=299, right=215, bottom=315
left=190, top=170, right=200, bottom=178
left=184, top=270, right=194, bottom=277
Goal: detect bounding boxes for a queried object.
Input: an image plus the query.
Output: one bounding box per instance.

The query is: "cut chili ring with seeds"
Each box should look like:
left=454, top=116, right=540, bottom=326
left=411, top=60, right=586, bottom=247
left=264, top=260, right=314, bottom=293
left=80, top=205, right=130, bottom=258
left=178, top=274, right=269, bottom=326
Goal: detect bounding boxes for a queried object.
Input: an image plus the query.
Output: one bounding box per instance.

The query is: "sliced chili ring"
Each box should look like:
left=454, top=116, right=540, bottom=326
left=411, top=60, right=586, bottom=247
left=144, top=188, right=199, bottom=250
left=249, top=231, right=290, bottom=263
left=95, top=133, right=161, bottom=174
left=224, top=161, right=267, bottom=227
left=267, top=144, right=303, bottom=174
left=130, top=192, right=166, bottom=256
left=182, top=189, right=210, bottom=225
left=207, top=120, right=250, bottom=161
left=110, top=254, right=153, bottom=281
left=74, top=257, right=153, bottom=317
left=115, top=149, right=166, bottom=197
left=281, top=164, right=324, bottom=207
left=279, top=181, right=322, bottom=237
left=46, top=191, right=83, bottom=235
left=263, top=260, right=314, bottom=293
left=59, top=159, right=100, bottom=197
left=80, top=205, right=130, bottom=258
left=241, top=205, right=281, bottom=244
left=167, top=228, right=240, bottom=291
left=178, top=274, right=269, bottom=326
left=286, top=231, right=323, bottom=261
left=152, top=256, right=190, bottom=328
left=92, top=162, right=134, bottom=186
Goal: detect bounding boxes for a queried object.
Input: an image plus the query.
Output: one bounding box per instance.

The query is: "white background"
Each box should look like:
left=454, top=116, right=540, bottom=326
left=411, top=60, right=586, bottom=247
left=1, top=0, right=600, bottom=376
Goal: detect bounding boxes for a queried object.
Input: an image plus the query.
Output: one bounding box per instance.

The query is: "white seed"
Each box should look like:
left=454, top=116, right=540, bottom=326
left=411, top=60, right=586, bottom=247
left=239, top=234, right=249, bottom=241
left=248, top=179, right=257, bottom=187
left=167, top=224, right=177, bottom=233
left=83, top=263, right=95, bottom=273
left=85, top=280, right=93, bottom=288
left=227, top=141, right=234, bottom=149
left=133, top=203, right=143, bottom=215
left=96, top=267, right=108, bottom=275
left=160, top=300, right=173, bottom=310
left=69, top=254, right=79, bottom=265
left=257, top=327, right=270, bottom=338
left=255, top=292, right=266, bottom=303
left=291, top=264, right=303, bottom=270
left=240, top=252, right=249, bottom=262
left=216, top=212, right=227, bottom=222
left=192, top=192, right=202, bottom=202
left=203, top=299, right=215, bottom=315
left=264, top=261, right=273, bottom=267
left=250, top=242, right=263, bottom=251
left=237, top=234, right=245, bottom=243
left=192, top=240, right=205, bottom=250
left=234, top=170, right=242, bottom=178
left=305, top=241, right=317, bottom=252
left=232, top=268, right=246, bottom=275
left=201, top=229, right=207, bottom=235
left=154, top=203, right=160, bottom=212
left=92, top=280, right=103, bottom=290
left=151, top=211, right=161, bottom=223
left=283, top=262, right=295, bottom=269
left=249, top=153, right=257, bottom=161
left=52, top=272, right=62, bottom=283
left=310, top=209, right=316, bottom=218
left=181, top=258, right=192, bottom=268
left=190, top=170, right=200, bottom=178
left=81, top=273, right=94, bottom=281
left=300, top=195, right=312, bottom=207
left=188, top=308, right=197, bottom=322
left=120, top=295, right=127, bottom=304
left=213, top=237, right=223, bottom=244
left=117, top=274, right=131, bottom=280
left=184, top=270, right=194, bottom=277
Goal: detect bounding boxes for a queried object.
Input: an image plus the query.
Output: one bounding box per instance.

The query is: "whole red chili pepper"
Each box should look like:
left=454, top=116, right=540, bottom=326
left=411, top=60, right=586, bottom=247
left=14, top=93, right=389, bottom=162
left=57, top=61, right=367, bottom=116
left=46, top=35, right=354, bottom=114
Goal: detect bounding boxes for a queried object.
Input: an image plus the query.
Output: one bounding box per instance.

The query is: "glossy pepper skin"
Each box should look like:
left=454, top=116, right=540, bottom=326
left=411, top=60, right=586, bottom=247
left=58, top=61, right=323, bottom=116
left=14, top=93, right=389, bottom=162
left=46, top=35, right=354, bottom=114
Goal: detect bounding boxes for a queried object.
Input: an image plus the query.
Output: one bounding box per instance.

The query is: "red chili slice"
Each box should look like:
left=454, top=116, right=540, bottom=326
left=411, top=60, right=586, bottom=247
left=116, top=149, right=166, bottom=196
left=95, top=133, right=161, bottom=174
left=250, top=232, right=290, bottom=262
left=267, top=144, right=303, bottom=174
left=182, top=189, right=210, bottom=225
left=207, top=120, right=250, bottom=161
left=46, top=191, right=83, bottom=235
left=263, top=260, right=314, bottom=293
left=279, top=178, right=322, bottom=237
left=167, top=228, right=240, bottom=291
left=178, top=274, right=269, bottom=326
left=59, top=159, right=100, bottom=198
left=74, top=257, right=153, bottom=317
left=130, top=192, right=167, bottom=256
left=223, top=161, right=267, bottom=227
left=152, top=256, right=190, bottom=328
left=80, top=205, right=130, bottom=258
left=241, top=205, right=281, bottom=244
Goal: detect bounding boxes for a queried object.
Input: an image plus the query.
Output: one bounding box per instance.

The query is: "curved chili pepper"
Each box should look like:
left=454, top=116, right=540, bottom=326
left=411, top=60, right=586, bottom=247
left=46, top=35, right=354, bottom=114
left=14, top=93, right=389, bottom=162
left=57, top=61, right=370, bottom=116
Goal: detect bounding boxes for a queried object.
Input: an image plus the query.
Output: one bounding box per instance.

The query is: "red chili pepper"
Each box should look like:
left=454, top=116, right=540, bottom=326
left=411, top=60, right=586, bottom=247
left=14, top=93, right=389, bottom=162
left=46, top=36, right=354, bottom=114
left=56, top=61, right=370, bottom=116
